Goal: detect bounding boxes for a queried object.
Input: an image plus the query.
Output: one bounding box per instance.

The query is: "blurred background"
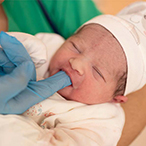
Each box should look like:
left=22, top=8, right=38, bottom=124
left=93, top=0, right=141, bottom=14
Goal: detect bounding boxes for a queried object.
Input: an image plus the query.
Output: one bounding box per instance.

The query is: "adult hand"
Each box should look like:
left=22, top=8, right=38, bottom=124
left=0, top=31, right=71, bottom=114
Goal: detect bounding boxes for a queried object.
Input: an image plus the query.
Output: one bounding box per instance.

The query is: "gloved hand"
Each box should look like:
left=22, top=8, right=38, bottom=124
left=0, top=31, right=71, bottom=114
left=7, top=32, right=48, bottom=68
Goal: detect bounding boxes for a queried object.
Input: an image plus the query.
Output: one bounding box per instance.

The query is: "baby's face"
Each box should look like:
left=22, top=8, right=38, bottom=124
left=49, top=24, right=126, bottom=104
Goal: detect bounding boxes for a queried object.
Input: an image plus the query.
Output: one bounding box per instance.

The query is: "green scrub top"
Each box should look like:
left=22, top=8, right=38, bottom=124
left=2, top=0, right=102, bottom=39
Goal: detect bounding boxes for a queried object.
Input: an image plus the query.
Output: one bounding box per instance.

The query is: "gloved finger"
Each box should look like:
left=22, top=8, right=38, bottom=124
left=2, top=88, right=44, bottom=114
left=0, top=31, right=36, bottom=81
left=28, top=71, right=71, bottom=99
left=0, top=48, right=15, bottom=74
left=0, top=61, right=34, bottom=102
left=2, top=71, right=71, bottom=114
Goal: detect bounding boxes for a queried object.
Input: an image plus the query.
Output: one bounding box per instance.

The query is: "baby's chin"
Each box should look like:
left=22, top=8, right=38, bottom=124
left=57, top=87, right=85, bottom=104
left=57, top=86, right=73, bottom=100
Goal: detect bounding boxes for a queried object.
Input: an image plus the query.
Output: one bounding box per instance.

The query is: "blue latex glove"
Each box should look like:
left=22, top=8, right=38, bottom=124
left=0, top=31, right=71, bottom=114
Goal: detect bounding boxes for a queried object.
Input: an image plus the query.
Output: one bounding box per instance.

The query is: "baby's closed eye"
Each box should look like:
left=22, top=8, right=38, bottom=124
left=69, top=41, right=81, bottom=53
left=92, top=66, right=106, bottom=82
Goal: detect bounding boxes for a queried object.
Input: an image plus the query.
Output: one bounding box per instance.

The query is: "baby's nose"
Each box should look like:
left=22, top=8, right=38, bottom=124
left=69, top=58, right=84, bottom=75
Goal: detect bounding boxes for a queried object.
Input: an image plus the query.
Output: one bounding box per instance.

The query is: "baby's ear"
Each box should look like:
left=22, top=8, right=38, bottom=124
left=112, top=95, right=128, bottom=103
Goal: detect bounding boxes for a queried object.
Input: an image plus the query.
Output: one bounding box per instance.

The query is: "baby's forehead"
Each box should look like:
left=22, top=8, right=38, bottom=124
left=77, top=24, right=122, bottom=52
left=76, top=23, right=127, bottom=74
left=76, top=24, right=118, bottom=50
left=77, top=24, right=113, bottom=38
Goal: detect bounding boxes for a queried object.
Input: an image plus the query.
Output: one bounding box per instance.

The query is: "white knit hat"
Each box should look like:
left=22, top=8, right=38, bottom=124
left=83, top=1, right=146, bottom=95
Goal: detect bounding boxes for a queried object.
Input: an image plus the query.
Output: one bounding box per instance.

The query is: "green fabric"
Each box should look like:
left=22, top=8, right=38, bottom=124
left=2, top=0, right=102, bottom=39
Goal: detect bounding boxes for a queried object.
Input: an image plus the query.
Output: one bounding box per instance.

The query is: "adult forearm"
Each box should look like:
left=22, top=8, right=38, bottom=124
left=117, top=85, right=146, bottom=146
left=0, top=4, right=8, bottom=32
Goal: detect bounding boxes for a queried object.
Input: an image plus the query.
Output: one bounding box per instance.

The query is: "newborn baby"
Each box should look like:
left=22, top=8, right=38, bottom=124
left=48, top=23, right=127, bottom=104
left=38, top=1, right=146, bottom=106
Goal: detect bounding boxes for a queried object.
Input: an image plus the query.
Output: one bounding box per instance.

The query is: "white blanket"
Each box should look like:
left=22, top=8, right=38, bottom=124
left=0, top=33, right=125, bottom=146
left=0, top=93, right=124, bottom=146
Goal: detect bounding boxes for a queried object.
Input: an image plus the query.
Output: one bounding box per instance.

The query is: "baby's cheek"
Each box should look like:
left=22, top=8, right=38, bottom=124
left=76, top=81, right=98, bottom=103
left=70, top=88, right=88, bottom=103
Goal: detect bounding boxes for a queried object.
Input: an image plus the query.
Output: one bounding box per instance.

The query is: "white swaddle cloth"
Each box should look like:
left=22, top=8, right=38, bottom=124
left=0, top=32, right=125, bottom=146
